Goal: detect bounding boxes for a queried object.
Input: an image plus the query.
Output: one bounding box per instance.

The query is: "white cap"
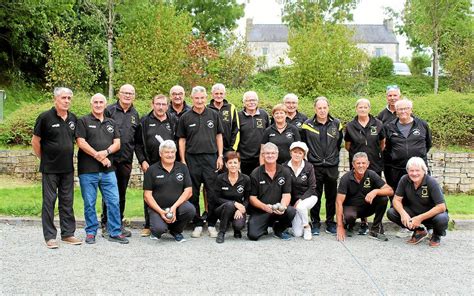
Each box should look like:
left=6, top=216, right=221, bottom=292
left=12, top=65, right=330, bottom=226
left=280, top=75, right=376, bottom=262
left=290, top=141, right=309, bottom=158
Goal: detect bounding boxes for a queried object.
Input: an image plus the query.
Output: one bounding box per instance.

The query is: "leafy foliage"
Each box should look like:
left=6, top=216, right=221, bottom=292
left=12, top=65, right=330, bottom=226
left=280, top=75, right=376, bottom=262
left=181, top=36, right=219, bottom=90
left=114, top=2, right=192, bottom=99
left=282, top=0, right=359, bottom=28
left=444, top=32, right=474, bottom=92
left=368, top=56, right=393, bottom=78
left=410, top=53, right=431, bottom=76
left=282, top=18, right=367, bottom=97
left=45, top=34, right=98, bottom=92
left=173, top=0, right=244, bottom=47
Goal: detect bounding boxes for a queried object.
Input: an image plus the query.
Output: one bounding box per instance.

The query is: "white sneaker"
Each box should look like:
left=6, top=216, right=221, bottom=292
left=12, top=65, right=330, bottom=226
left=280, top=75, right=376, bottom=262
left=303, top=228, right=312, bottom=241
left=396, top=227, right=412, bottom=238
left=208, top=226, right=218, bottom=238
left=191, top=226, right=203, bottom=238
left=149, top=233, right=159, bottom=240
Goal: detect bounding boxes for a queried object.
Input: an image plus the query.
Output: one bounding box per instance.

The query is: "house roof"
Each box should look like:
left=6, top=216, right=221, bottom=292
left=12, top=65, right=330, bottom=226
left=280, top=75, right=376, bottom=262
left=247, top=23, right=398, bottom=44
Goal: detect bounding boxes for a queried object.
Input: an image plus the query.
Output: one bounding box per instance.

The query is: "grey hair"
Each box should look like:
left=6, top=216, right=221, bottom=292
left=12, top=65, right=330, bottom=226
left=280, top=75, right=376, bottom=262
left=159, top=140, right=177, bottom=154
left=353, top=152, right=369, bottom=162
left=395, top=98, right=413, bottom=110
left=90, top=93, right=107, bottom=104
left=355, top=98, right=371, bottom=108
left=243, top=91, right=258, bottom=103
left=314, top=96, right=329, bottom=107
left=283, top=93, right=298, bottom=102
left=211, top=83, right=226, bottom=93
left=191, top=86, right=207, bottom=96
left=262, top=142, right=278, bottom=153
left=406, top=157, right=428, bottom=174
left=169, top=85, right=185, bottom=95
left=54, top=87, right=73, bottom=97
left=386, top=86, right=401, bottom=95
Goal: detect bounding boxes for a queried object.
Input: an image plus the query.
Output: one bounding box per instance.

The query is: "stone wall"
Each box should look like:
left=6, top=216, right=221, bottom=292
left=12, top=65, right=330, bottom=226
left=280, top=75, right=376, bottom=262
left=1, top=149, right=473, bottom=193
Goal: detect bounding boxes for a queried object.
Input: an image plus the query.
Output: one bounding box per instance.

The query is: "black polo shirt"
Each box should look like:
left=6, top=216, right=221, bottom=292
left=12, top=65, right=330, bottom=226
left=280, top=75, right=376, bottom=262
left=261, top=123, right=301, bottom=164
left=214, top=172, right=251, bottom=208
left=284, top=160, right=316, bottom=204
left=143, top=161, right=192, bottom=208
left=208, top=99, right=240, bottom=152
left=377, top=106, right=397, bottom=124
left=76, top=114, right=120, bottom=174
left=237, top=109, right=270, bottom=160
left=395, top=174, right=445, bottom=215
left=250, top=164, right=292, bottom=206
left=176, top=107, right=224, bottom=154
left=344, top=115, right=385, bottom=173
left=33, top=107, right=77, bottom=174
left=337, top=169, right=386, bottom=207
left=105, top=101, right=139, bottom=164
left=168, top=103, right=191, bottom=119
left=135, top=111, right=177, bottom=165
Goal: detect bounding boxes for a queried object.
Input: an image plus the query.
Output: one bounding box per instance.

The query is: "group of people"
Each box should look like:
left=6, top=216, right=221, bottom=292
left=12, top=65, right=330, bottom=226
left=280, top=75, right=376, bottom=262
left=32, top=82, right=449, bottom=249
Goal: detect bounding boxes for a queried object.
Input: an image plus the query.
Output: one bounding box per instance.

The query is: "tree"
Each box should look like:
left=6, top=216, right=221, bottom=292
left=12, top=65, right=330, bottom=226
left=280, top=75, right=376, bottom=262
left=282, top=0, right=359, bottom=28
left=172, top=0, right=244, bottom=47
left=181, top=36, right=219, bottom=90
left=444, top=36, right=473, bottom=92
left=282, top=18, right=367, bottom=96
left=115, top=2, right=192, bottom=98
left=403, top=0, right=472, bottom=94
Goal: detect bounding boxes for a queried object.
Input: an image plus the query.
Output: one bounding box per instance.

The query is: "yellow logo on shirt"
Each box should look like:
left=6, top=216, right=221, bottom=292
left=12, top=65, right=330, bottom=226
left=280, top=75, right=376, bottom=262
left=421, top=186, right=429, bottom=199
left=363, top=178, right=371, bottom=188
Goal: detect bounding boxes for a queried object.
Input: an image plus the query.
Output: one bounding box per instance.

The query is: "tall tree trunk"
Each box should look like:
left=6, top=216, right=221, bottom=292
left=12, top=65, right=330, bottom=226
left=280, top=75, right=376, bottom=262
left=433, top=37, right=439, bottom=94
left=107, top=0, right=114, bottom=100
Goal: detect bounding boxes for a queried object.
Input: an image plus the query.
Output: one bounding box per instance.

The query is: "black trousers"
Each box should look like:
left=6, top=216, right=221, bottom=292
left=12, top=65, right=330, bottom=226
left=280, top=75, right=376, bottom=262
left=387, top=207, right=449, bottom=236
left=102, top=162, right=131, bottom=225
left=247, top=206, right=296, bottom=241
left=240, top=157, right=259, bottom=176
left=214, top=201, right=246, bottom=233
left=41, top=172, right=76, bottom=241
left=343, top=196, right=389, bottom=233
left=310, top=165, right=338, bottom=227
left=186, top=153, right=218, bottom=227
left=148, top=201, right=196, bottom=237
left=386, top=167, right=407, bottom=204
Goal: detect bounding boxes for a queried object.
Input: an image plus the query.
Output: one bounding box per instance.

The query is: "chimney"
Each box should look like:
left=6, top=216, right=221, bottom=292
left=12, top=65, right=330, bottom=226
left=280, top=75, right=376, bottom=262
left=246, top=18, right=253, bottom=41
left=383, top=19, right=394, bottom=33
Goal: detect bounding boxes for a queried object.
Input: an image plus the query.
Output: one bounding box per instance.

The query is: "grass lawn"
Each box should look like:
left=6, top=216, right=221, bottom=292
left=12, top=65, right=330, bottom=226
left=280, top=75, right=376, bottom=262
left=0, top=183, right=472, bottom=220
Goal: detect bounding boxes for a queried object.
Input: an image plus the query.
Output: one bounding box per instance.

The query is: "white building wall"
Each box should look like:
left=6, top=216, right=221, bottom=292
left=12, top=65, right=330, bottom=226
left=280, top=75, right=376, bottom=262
left=248, top=42, right=291, bottom=69
left=355, top=43, right=399, bottom=62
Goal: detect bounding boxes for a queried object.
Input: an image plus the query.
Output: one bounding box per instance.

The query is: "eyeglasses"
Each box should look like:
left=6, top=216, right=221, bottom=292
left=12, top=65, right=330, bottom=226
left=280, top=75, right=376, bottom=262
left=120, top=92, right=135, bottom=96
left=396, top=107, right=411, bottom=112
left=386, top=85, right=400, bottom=91
left=171, top=92, right=184, bottom=96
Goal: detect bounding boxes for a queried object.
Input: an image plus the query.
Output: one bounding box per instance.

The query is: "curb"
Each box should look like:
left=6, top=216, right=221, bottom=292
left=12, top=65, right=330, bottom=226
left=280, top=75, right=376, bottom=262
left=1, top=216, right=473, bottom=231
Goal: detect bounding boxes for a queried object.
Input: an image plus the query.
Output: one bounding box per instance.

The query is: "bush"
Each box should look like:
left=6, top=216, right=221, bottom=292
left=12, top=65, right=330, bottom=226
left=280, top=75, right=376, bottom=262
left=368, top=56, right=394, bottom=78
left=365, top=76, right=449, bottom=97
left=410, top=53, right=431, bottom=76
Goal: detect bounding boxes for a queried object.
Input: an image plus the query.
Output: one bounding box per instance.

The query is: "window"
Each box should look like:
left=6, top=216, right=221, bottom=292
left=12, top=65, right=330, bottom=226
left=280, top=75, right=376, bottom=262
left=375, top=48, right=383, bottom=57
left=262, top=47, right=268, bottom=55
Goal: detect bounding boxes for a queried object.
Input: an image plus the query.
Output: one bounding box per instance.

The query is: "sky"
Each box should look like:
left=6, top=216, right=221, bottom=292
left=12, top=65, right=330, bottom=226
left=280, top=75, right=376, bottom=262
left=236, top=0, right=412, bottom=58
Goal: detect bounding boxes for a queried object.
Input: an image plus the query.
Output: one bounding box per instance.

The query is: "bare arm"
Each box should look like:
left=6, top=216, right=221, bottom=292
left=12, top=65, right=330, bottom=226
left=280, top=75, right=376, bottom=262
left=365, top=184, right=394, bottom=204
left=410, top=203, right=447, bottom=229
left=336, top=193, right=346, bottom=241
left=179, top=138, right=186, bottom=165
left=392, top=195, right=411, bottom=228
left=259, top=144, right=265, bottom=165
left=344, top=141, right=351, bottom=152
left=380, top=138, right=386, bottom=151
left=249, top=195, right=272, bottom=213
left=31, top=135, right=41, bottom=158
left=216, top=133, right=223, bottom=170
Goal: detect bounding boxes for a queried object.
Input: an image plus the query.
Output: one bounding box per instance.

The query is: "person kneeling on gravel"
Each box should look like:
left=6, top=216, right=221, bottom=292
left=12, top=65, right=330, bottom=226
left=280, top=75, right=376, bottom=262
left=143, top=140, right=195, bottom=243
left=336, top=152, right=393, bottom=242
left=387, top=157, right=449, bottom=247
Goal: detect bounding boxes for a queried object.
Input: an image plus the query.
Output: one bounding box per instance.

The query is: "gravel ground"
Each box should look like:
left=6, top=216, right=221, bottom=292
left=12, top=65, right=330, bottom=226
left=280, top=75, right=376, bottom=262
left=1, top=223, right=473, bottom=295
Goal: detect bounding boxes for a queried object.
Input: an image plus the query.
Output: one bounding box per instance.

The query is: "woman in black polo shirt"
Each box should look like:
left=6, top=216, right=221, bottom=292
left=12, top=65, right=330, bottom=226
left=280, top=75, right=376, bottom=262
left=260, top=104, right=300, bottom=165
left=284, top=142, right=318, bottom=240
left=213, top=151, right=251, bottom=243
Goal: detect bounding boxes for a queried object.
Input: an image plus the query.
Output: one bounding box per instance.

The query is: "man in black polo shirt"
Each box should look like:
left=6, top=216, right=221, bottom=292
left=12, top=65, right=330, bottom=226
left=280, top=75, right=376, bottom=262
left=143, top=140, right=195, bottom=242
left=76, top=93, right=128, bottom=244
left=301, top=96, right=343, bottom=236
left=208, top=83, right=239, bottom=154
left=335, top=152, right=393, bottom=242
left=247, top=142, right=296, bottom=241
left=101, top=84, right=139, bottom=237
left=168, top=85, right=191, bottom=119
left=237, top=91, right=270, bottom=175
left=177, top=86, right=224, bottom=238
left=387, top=157, right=448, bottom=247
left=283, top=93, right=308, bottom=128
left=135, top=94, right=178, bottom=237
left=32, top=87, right=82, bottom=249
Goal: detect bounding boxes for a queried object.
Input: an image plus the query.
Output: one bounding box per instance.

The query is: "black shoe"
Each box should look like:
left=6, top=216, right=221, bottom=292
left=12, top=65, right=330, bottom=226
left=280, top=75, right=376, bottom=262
left=346, top=224, right=354, bottom=237
left=311, top=226, right=320, bottom=236
left=107, top=234, right=129, bottom=244
left=325, top=223, right=337, bottom=235
left=216, top=231, right=225, bottom=243
left=358, top=222, right=369, bottom=235
left=85, top=234, right=96, bottom=244
left=234, top=230, right=242, bottom=239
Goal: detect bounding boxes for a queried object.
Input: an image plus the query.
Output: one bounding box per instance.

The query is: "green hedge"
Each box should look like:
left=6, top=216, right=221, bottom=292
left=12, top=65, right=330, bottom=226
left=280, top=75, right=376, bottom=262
left=1, top=89, right=472, bottom=148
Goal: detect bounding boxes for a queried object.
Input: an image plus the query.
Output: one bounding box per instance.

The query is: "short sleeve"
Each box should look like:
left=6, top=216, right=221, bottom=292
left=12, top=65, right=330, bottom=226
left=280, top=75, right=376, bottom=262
left=75, top=117, right=87, bottom=139
left=337, top=173, right=349, bottom=194
left=143, top=167, right=154, bottom=190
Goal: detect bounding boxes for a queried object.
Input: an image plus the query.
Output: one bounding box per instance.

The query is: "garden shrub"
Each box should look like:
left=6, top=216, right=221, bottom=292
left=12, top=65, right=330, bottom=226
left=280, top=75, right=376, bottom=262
left=368, top=56, right=394, bottom=78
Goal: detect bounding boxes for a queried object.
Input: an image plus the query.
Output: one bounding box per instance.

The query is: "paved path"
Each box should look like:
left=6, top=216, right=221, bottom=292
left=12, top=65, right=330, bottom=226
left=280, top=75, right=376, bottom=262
left=1, top=223, right=473, bottom=295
